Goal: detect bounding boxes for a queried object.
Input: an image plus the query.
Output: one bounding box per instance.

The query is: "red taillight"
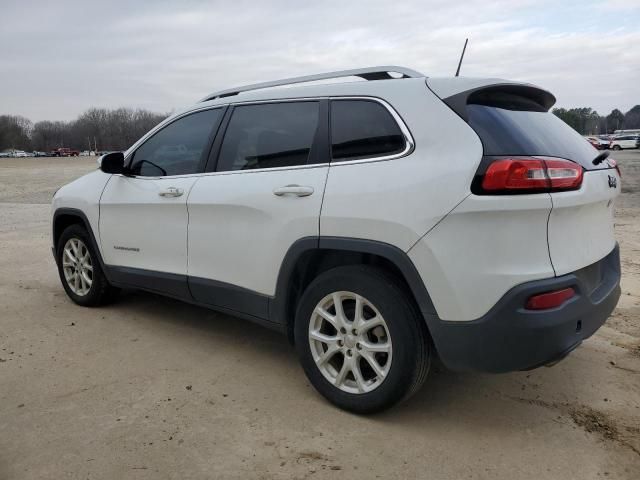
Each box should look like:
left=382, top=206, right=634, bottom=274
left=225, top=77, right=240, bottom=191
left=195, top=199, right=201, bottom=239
left=480, top=157, right=583, bottom=193
left=544, top=159, right=584, bottom=190
left=525, top=287, right=575, bottom=310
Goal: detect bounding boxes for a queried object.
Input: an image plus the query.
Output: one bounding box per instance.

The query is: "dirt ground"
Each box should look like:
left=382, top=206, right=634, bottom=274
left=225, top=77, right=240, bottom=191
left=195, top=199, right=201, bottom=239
left=1, top=153, right=639, bottom=480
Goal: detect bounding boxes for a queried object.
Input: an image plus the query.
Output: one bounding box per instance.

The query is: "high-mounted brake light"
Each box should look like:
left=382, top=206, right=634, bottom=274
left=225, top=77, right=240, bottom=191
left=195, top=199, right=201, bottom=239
left=525, top=287, right=575, bottom=310
left=480, top=157, right=583, bottom=194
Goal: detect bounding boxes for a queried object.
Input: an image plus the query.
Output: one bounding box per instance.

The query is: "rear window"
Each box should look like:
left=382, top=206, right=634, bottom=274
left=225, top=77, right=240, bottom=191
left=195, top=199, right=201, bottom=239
left=466, top=96, right=606, bottom=170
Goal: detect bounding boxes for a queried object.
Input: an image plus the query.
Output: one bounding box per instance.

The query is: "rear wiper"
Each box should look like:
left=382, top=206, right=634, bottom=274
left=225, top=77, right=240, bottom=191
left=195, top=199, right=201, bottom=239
left=592, top=150, right=609, bottom=165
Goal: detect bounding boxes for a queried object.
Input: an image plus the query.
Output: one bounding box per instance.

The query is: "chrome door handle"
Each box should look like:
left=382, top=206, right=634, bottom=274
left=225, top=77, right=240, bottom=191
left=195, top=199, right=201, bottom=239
left=273, top=185, right=314, bottom=197
left=158, top=187, right=184, bottom=198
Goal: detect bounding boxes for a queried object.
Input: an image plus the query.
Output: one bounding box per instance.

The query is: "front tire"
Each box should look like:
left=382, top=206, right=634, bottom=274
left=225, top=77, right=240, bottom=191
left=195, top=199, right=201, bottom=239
left=612, top=145, right=622, bottom=151
left=294, top=265, right=430, bottom=413
left=56, top=224, right=118, bottom=306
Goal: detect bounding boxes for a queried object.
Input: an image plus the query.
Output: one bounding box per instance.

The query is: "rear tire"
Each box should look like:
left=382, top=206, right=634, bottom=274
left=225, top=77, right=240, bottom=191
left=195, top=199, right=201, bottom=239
left=56, top=224, right=119, bottom=306
left=294, top=265, right=430, bottom=414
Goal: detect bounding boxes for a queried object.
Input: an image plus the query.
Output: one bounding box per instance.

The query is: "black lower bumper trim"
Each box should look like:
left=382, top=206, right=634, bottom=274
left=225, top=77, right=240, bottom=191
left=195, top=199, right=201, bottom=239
left=428, top=244, right=621, bottom=373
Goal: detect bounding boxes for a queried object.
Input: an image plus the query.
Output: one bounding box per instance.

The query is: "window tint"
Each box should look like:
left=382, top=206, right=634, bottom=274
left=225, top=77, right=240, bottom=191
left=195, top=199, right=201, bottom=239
left=331, top=100, right=405, bottom=161
left=130, top=109, right=221, bottom=176
left=466, top=103, right=609, bottom=170
left=217, top=102, right=320, bottom=171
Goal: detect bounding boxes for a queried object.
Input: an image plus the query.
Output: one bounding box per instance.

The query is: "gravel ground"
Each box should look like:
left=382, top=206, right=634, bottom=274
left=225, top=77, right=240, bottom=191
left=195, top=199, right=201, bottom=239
left=0, top=154, right=639, bottom=479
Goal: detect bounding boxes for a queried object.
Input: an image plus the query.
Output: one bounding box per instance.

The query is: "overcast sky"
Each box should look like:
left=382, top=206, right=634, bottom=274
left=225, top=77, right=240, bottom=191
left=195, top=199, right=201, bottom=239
left=1, top=0, right=638, bottom=122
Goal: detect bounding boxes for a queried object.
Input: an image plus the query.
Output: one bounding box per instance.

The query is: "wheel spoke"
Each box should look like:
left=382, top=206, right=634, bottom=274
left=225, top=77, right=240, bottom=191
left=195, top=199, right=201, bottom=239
left=64, top=269, right=74, bottom=282
left=334, top=361, right=350, bottom=387
left=64, top=248, right=76, bottom=264
left=310, top=330, right=338, bottom=345
left=332, top=293, right=347, bottom=326
left=74, top=273, right=80, bottom=292
left=314, top=307, right=338, bottom=329
left=353, top=294, right=364, bottom=327
left=70, top=240, right=80, bottom=257
left=360, top=340, right=391, bottom=353
left=351, top=361, right=367, bottom=392
left=361, top=315, right=384, bottom=332
left=317, top=345, right=339, bottom=365
left=360, top=351, right=385, bottom=379
left=80, top=270, right=92, bottom=287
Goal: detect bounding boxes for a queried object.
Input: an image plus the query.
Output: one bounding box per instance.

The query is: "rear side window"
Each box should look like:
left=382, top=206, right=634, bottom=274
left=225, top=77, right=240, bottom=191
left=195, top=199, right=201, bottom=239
left=130, top=108, right=221, bottom=176
left=330, top=100, right=405, bottom=161
left=465, top=92, right=605, bottom=170
left=217, top=102, right=320, bottom=172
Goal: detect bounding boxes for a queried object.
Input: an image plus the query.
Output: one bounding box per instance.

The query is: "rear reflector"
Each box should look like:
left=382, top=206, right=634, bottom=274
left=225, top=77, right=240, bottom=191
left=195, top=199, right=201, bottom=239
left=525, top=287, right=575, bottom=310
left=480, top=157, right=583, bottom=194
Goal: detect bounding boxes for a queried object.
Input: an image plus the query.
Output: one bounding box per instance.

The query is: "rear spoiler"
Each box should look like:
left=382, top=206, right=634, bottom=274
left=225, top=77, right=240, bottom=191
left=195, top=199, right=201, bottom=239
left=429, top=81, right=556, bottom=121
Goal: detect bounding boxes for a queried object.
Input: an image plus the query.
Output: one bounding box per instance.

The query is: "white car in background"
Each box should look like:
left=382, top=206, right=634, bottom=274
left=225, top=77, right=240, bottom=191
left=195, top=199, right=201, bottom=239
left=51, top=66, right=622, bottom=413
left=610, top=135, right=640, bottom=150
left=13, top=150, right=28, bottom=157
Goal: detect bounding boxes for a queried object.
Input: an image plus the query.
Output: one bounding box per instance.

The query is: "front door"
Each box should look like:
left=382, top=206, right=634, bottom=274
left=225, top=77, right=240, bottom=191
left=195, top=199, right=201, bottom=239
left=99, top=107, right=223, bottom=296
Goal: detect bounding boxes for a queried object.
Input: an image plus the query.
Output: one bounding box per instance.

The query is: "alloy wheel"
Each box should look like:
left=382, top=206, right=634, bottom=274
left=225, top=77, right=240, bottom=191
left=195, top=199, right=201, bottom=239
left=308, top=291, right=392, bottom=394
left=62, top=238, right=93, bottom=296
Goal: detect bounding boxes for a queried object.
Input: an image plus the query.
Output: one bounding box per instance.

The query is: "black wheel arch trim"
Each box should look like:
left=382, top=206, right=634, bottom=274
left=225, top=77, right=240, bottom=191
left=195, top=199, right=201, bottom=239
left=271, top=236, right=438, bottom=341
left=52, top=208, right=111, bottom=282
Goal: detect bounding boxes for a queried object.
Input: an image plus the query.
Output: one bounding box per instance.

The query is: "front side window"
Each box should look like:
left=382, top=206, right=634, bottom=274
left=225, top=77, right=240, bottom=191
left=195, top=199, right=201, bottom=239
left=217, top=102, right=320, bottom=172
left=130, top=108, right=221, bottom=176
left=330, top=100, right=406, bottom=161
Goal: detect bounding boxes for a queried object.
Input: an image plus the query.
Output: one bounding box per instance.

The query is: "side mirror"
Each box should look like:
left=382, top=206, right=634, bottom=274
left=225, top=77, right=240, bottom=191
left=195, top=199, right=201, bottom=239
left=99, top=152, right=125, bottom=174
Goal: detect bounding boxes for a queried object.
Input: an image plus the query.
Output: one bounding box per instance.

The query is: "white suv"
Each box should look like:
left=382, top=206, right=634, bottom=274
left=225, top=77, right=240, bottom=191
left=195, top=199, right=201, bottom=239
left=610, top=135, right=640, bottom=150
left=51, top=66, right=622, bottom=413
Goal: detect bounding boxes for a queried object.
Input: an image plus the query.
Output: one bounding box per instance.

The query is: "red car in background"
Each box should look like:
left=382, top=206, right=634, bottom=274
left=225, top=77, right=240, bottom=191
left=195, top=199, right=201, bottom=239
left=585, top=136, right=610, bottom=150
left=50, top=148, right=80, bottom=157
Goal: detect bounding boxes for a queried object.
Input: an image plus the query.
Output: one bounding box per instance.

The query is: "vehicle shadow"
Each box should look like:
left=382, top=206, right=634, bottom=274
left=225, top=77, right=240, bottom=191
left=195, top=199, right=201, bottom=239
left=109, top=289, right=583, bottom=430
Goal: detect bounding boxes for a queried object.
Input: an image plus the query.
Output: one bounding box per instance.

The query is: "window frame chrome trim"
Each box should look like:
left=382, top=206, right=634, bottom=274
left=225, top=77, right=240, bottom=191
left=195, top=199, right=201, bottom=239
left=326, top=96, right=415, bottom=166
left=119, top=95, right=415, bottom=180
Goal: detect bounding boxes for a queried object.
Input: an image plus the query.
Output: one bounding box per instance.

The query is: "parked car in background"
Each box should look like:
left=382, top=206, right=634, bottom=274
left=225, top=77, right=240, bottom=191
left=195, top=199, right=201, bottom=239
left=80, top=150, right=91, bottom=156
left=0, top=151, right=12, bottom=158
left=33, top=151, right=48, bottom=157
left=585, top=136, right=610, bottom=150
left=610, top=135, right=640, bottom=150
left=51, top=66, right=622, bottom=413
left=50, top=148, right=80, bottom=157
left=13, top=150, right=28, bottom=157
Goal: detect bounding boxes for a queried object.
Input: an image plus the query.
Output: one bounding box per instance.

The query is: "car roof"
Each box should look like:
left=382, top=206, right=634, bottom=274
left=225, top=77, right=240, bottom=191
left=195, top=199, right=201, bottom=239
left=158, top=67, right=549, bottom=129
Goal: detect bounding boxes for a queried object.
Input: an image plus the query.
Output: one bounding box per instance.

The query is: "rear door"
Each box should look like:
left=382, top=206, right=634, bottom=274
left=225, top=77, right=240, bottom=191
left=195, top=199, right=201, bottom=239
left=99, top=108, right=223, bottom=294
left=186, top=100, right=328, bottom=318
left=464, top=97, right=620, bottom=275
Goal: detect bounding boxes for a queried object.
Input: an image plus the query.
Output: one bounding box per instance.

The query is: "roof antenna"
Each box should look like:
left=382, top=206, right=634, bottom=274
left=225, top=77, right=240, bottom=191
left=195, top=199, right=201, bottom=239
left=455, top=38, right=468, bottom=77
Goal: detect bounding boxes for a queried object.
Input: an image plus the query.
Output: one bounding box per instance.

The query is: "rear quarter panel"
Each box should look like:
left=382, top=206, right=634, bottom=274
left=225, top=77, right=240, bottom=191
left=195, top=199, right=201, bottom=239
left=320, top=78, right=483, bottom=251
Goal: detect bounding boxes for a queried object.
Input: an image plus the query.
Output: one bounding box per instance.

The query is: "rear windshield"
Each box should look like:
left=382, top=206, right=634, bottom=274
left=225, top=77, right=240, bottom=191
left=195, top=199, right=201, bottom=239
left=467, top=103, right=607, bottom=170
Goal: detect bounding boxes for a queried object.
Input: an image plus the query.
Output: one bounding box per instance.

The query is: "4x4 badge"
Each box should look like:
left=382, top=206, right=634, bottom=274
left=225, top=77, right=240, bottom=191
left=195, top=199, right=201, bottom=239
left=608, top=175, right=617, bottom=189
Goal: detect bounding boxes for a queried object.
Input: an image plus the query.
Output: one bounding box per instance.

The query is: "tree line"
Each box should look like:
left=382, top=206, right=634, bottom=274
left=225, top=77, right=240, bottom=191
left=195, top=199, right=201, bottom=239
left=0, top=108, right=168, bottom=153
left=551, top=105, right=640, bottom=135
left=1, top=103, right=639, bottom=153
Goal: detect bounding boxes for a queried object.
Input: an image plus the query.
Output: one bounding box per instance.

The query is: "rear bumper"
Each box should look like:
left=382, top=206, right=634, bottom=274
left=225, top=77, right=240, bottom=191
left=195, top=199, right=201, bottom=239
left=428, top=244, right=621, bottom=373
